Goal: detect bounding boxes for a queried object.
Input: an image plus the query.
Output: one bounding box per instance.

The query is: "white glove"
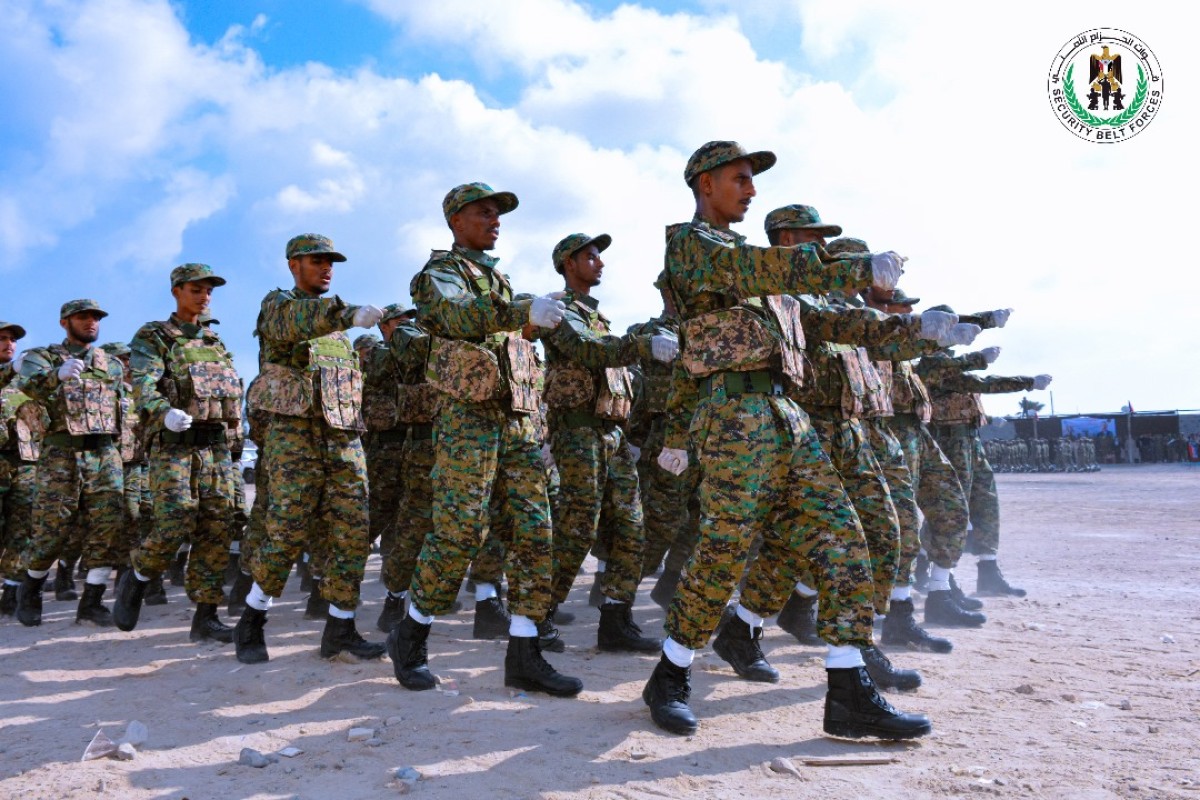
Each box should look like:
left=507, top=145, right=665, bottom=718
left=989, top=308, right=1013, bottom=329
left=540, top=443, right=556, bottom=470
left=352, top=305, right=383, bottom=328
left=529, top=292, right=567, bottom=328
left=869, top=251, right=906, bottom=290
left=1032, top=374, right=1053, bottom=390
left=57, top=358, right=85, bottom=381
left=651, top=333, right=679, bottom=363
left=917, top=309, right=957, bottom=341
left=627, top=443, right=642, bottom=462
left=937, top=323, right=981, bottom=347
left=980, top=346, right=1002, bottom=364
left=657, top=447, right=688, bottom=476
left=9, top=353, right=25, bottom=374
left=165, top=409, right=193, bottom=433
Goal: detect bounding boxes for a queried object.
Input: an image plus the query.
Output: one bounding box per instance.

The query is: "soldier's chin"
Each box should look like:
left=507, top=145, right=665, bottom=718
left=78, top=332, right=99, bottom=344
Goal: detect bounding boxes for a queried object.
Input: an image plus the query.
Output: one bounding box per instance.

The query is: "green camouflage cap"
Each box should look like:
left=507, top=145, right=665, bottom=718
left=380, top=303, right=416, bottom=323
left=825, top=236, right=869, bottom=256
left=927, top=304, right=955, bottom=314
left=683, top=141, right=776, bottom=186
left=60, top=298, right=108, bottom=319
left=286, top=233, right=347, bottom=262
left=764, top=205, right=843, bottom=237
left=552, top=232, right=612, bottom=274
left=353, top=333, right=381, bottom=350
left=889, top=287, right=921, bottom=306
left=0, top=321, right=27, bottom=340
left=442, top=182, right=519, bottom=221
left=99, top=342, right=131, bottom=358
left=171, top=262, right=227, bottom=288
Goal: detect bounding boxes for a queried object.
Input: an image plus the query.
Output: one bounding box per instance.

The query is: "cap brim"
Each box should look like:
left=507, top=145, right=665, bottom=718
left=803, top=224, right=843, bottom=237
left=177, top=275, right=228, bottom=287
left=745, top=150, right=777, bottom=175
left=491, top=191, right=519, bottom=215
left=64, top=309, right=109, bottom=319
left=0, top=324, right=26, bottom=339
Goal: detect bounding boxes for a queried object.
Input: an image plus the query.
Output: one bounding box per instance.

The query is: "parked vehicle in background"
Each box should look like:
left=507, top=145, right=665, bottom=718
left=240, top=441, right=258, bottom=485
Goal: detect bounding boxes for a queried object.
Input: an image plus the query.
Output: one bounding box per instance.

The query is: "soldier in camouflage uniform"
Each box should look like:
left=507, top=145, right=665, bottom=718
left=0, top=322, right=43, bottom=617
left=641, top=142, right=929, bottom=740
left=361, top=318, right=407, bottom=563
left=234, top=234, right=387, bottom=663
left=112, top=264, right=243, bottom=644
left=386, top=183, right=583, bottom=698
left=14, top=299, right=125, bottom=627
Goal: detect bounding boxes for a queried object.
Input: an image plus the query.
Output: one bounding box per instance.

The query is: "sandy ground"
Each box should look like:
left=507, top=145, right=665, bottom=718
left=1, top=463, right=1197, bottom=800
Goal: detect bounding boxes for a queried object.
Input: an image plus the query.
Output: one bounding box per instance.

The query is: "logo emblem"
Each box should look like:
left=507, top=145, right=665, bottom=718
left=1048, top=29, right=1162, bottom=143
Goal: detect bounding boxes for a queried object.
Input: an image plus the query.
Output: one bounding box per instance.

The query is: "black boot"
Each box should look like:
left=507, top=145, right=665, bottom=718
left=190, top=602, right=234, bottom=644
left=949, top=572, right=984, bottom=610
left=924, top=589, right=987, bottom=628
left=712, top=613, right=780, bottom=683
left=976, top=559, right=1026, bottom=597
left=15, top=573, right=46, bottom=626
left=144, top=574, right=168, bottom=606
left=642, top=654, right=698, bottom=735
left=597, top=602, right=660, bottom=653
left=504, top=636, right=583, bottom=697
left=112, top=570, right=149, bottom=631
left=54, top=562, right=78, bottom=601
left=375, top=593, right=405, bottom=634
left=386, top=615, right=436, bottom=690
left=304, top=579, right=328, bottom=620
left=650, top=569, right=680, bottom=610
left=297, top=558, right=313, bottom=593
left=881, top=599, right=954, bottom=653
left=776, top=592, right=822, bottom=646
left=537, top=616, right=565, bottom=653
left=234, top=607, right=269, bottom=663
left=823, top=666, right=932, bottom=740
left=548, top=603, right=574, bottom=625
left=0, top=583, right=16, bottom=617
left=170, top=550, right=188, bottom=587
left=861, top=645, right=921, bottom=690
left=227, top=570, right=253, bottom=617
left=75, top=582, right=114, bottom=626
left=472, top=596, right=510, bottom=639
left=912, top=551, right=930, bottom=594
left=320, top=614, right=386, bottom=660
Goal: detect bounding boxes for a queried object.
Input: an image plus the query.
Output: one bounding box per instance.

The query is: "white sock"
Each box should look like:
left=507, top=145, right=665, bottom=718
left=509, top=614, right=537, bottom=637
left=3, top=579, right=19, bottom=587
left=890, top=585, right=912, bottom=602
left=388, top=590, right=407, bottom=600
left=328, top=604, right=354, bottom=620
left=247, top=583, right=274, bottom=611
left=229, top=541, right=240, bottom=555
left=133, top=570, right=151, bottom=583
left=475, top=582, right=498, bottom=602
left=928, top=565, right=952, bottom=592
left=408, top=604, right=434, bottom=626
left=603, top=596, right=621, bottom=605
left=662, top=637, right=695, bottom=668
left=826, top=644, right=866, bottom=669
left=86, top=567, right=111, bottom=585
left=978, top=554, right=997, bottom=562
left=735, top=604, right=764, bottom=629
left=27, top=569, right=50, bottom=580
left=793, top=581, right=818, bottom=598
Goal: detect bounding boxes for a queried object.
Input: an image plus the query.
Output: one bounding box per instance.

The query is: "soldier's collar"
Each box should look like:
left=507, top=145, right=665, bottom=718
left=290, top=286, right=324, bottom=299
left=168, top=312, right=205, bottom=340
left=691, top=212, right=745, bottom=242
left=60, top=340, right=91, bottom=356
left=566, top=290, right=599, bottom=312
left=451, top=244, right=499, bottom=270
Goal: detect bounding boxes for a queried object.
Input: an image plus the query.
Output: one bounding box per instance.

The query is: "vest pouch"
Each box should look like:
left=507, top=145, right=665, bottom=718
left=317, top=364, right=364, bottom=431
left=763, top=295, right=806, bottom=385
left=680, top=307, right=777, bottom=378
left=247, top=362, right=313, bottom=417
left=594, top=367, right=633, bottom=422
left=426, top=338, right=504, bottom=403
left=836, top=350, right=866, bottom=418
left=395, top=382, right=440, bottom=425
left=504, top=335, right=540, bottom=414
left=544, top=362, right=595, bottom=409
left=63, top=373, right=120, bottom=435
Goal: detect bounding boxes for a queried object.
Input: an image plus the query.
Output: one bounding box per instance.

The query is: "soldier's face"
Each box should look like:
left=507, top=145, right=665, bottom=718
left=451, top=198, right=502, bottom=251
left=60, top=312, right=102, bottom=345
left=173, top=280, right=216, bottom=319
left=565, top=244, right=604, bottom=288
left=779, top=228, right=826, bottom=248
left=0, top=331, right=16, bottom=363
left=702, top=160, right=756, bottom=224
left=290, top=254, right=335, bottom=294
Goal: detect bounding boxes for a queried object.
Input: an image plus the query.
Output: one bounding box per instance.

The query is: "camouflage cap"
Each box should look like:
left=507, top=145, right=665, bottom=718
left=927, top=303, right=955, bottom=314
left=380, top=303, right=416, bottom=323
left=552, top=232, right=612, bottom=274
left=353, top=333, right=381, bottom=350
left=825, top=236, right=870, bottom=256
left=99, top=342, right=131, bottom=358
left=0, top=321, right=26, bottom=340
left=889, top=287, right=921, bottom=307
left=171, top=263, right=227, bottom=288
left=653, top=269, right=670, bottom=292
left=286, top=233, right=347, bottom=262
left=683, top=141, right=776, bottom=186
left=442, top=182, right=519, bottom=222
left=764, top=205, right=843, bottom=237
left=60, top=299, right=108, bottom=319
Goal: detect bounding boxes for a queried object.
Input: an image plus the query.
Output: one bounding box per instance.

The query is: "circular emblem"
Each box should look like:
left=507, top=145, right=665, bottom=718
left=1047, top=29, right=1163, bottom=143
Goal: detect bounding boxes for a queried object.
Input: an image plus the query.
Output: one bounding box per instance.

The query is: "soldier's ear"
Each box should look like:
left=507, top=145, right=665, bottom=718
left=59, top=318, right=68, bottom=333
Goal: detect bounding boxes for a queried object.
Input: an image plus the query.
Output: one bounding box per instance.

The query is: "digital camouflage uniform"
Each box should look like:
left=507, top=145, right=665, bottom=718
left=362, top=335, right=406, bottom=557
left=101, top=344, right=153, bottom=563
left=0, top=363, right=45, bottom=583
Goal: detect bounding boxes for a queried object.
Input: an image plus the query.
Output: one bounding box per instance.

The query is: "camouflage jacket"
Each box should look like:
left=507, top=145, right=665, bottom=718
left=362, top=341, right=402, bottom=432
left=919, top=351, right=1036, bottom=427
left=625, top=314, right=680, bottom=445
left=381, top=318, right=441, bottom=427
left=19, top=341, right=124, bottom=436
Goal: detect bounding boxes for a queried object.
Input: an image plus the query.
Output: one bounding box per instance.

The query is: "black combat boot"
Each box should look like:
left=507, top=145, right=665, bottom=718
left=297, top=558, right=313, bottom=593
left=0, top=583, right=17, bottom=617
left=54, top=561, right=78, bottom=601
left=227, top=570, right=253, bottom=617
left=15, top=573, right=46, bottom=626
left=472, top=596, right=510, bottom=639
left=537, top=616, right=565, bottom=653
left=144, top=574, right=168, bottom=606
left=190, top=602, right=234, bottom=644
left=170, top=550, right=188, bottom=586
left=649, top=569, right=680, bottom=610
left=233, top=607, right=269, bottom=663
left=949, top=572, right=984, bottom=610
left=375, top=593, right=405, bottom=633
left=861, top=645, right=921, bottom=690
left=386, top=615, right=436, bottom=690
left=976, top=560, right=1026, bottom=597
left=881, top=598, right=954, bottom=652
left=548, top=602, right=574, bottom=625
left=642, top=654, right=698, bottom=735
left=304, top=579, right=329, bottom=620
left=112, top=570, right=149, bottom=631
left=75, top=582, right=114, bottom=626
left=776, top=591, right=822, bottom=646
left=504, top=636, right=583, bottom=697
left=320, top=614, right=386, bottom=660
left=597, top=602, right=660, bottom=652
left=823, top=666, right=932, bottom=740
left=912, top=551, right=930, bottom=594
left=924, top=590, right=987, bottom=627
left=712, top=613, right=780, bottom=683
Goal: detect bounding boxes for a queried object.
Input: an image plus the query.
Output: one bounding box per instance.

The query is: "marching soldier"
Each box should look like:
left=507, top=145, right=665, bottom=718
left=0, top=322, right=44, bottom=617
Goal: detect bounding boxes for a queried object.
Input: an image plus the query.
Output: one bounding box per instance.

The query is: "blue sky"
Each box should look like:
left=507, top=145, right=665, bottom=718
left=1, top=0, right=1195, bottom=417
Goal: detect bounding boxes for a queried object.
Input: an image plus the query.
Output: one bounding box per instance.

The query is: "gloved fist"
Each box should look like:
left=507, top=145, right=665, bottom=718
left=165, top=408, right=193, bottom=433
left=352, top=305, right=384, bottom=328
left=980, top=346, right=1002, bottom=364
left=529, top=292, right=567, bottom=328
left=1032, top=374, right=1053, bottom=390
left=937, top=323, right=981, bottom=347
left=917, top=309, right=958, bottom=341
left=57, top=358, right=85, bottom=381
left=9, top=353, right=25, bottom=374
left=870, top=251, right=906, bottom=290
left=627, top=443, right=642, bottom=462
left=988, top=308, right=1013, bottom=329
left=651, top=333, right=679, bottom=363
left=657, top=447, right=688, bottom=476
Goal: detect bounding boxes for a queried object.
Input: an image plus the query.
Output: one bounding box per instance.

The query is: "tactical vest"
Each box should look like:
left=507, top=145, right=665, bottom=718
left=156, top=322, right=242, bottom=425
left=248, top=333, right=364, bottom=430
left=864, top=358, right=894, bottom=419
left=791, top=343, right=864, bottom=418
left=543, top=298, right=635, bottom=422
left=48, top=345, right=120, bottom=436
left=0, top=385, right=45, bottom=462
left=888, top=361, right=932, bottom=423
left=362, top=347, right=401, bottom=432
left=679, top=294, right=805, bottom=384
left=117, top=388, right=141, bottom=462
left=930, top=390, right=986, bottom=426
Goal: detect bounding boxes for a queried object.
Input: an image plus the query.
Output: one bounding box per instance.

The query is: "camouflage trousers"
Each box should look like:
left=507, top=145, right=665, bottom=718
left=806, top=411, right=900, bottom=615
left=229, top=468, right=248, bottom=547
left=636, top=416, right=701, bottom=578
left=668, top=394, right=874, bottom=650
left=366, top=436, right=406, bottom=557
left=246, top=416, right=368, bottom=608
left=0, top=455, right=36, bottom=581
left=933, top=424, right=1000, bottom=556
left=380, top=433, right=434, bottom=594
left=409, top=400, right=553, bottom=620
left=549, top=421, right=644, bottom=606
left=865, top=419, right=921, bottom=589
left=21, top=442, right=123, bottom=572
left=132, top=441, right=236, bottom=605
left=891, top=416, right=968, bottom=568
left=120, top=462, right=153, bottom=558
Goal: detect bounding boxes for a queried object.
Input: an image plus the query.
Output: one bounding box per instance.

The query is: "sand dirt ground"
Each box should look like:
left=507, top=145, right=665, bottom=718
left=1, top=463, right=1197, bottom=799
